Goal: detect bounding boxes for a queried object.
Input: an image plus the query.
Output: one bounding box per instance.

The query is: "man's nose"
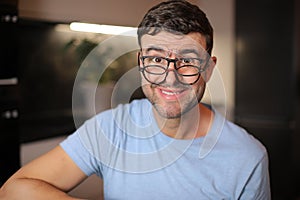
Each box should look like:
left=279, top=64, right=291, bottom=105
left=165, top=61, right=178, bottom=84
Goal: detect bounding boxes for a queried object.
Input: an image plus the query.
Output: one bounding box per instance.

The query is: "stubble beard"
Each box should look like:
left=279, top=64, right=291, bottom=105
left=144, top=83, right=206, bottom=119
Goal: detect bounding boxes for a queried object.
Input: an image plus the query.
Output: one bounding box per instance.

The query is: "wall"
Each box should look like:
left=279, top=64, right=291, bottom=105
left=199, top=0, right=235, bottom=119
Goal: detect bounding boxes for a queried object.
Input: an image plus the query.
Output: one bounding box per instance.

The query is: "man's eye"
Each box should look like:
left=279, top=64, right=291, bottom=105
left=182, top=58, right=192, bottom=64
left=152, top=57, right=163, bottom=63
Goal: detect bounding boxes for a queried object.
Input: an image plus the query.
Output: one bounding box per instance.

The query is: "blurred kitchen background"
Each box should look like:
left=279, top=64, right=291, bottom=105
left=0, top=0, right=299, bottom=199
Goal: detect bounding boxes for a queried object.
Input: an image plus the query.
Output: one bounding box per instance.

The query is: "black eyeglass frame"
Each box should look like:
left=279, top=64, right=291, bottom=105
left=138, top=53, right=209, bottom=85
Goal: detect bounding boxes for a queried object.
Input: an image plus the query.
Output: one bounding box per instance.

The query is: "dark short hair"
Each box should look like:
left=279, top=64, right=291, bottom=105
left=137, top=0, right=214, bottom=55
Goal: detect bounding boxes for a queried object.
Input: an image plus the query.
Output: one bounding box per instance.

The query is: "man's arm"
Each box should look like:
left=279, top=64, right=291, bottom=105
left=0, top=145, right=88, bottom=200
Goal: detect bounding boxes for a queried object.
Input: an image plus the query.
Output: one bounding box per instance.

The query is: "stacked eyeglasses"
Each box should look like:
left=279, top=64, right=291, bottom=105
left=139, top=54, right=209, bottom=85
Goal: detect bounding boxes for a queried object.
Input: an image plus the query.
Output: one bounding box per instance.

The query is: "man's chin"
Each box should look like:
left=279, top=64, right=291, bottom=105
left=152, top=103, right=184, bottom=119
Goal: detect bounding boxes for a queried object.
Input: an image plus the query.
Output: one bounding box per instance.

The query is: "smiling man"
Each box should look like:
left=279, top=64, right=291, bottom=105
left=0, top=0, right=271, bottom=199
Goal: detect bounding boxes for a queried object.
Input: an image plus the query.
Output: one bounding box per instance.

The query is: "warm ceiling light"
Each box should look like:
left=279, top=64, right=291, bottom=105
left=69, top=22, right=137, bottom=36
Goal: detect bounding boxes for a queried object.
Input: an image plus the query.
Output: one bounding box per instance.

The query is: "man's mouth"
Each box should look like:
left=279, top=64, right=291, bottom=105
left=158, top=87, right=187, bottom=100
left=161, top=89, right=182, bottom=96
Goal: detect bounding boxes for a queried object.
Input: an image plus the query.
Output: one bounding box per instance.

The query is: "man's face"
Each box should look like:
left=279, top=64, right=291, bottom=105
left=139, top=31, right=215, bottom=119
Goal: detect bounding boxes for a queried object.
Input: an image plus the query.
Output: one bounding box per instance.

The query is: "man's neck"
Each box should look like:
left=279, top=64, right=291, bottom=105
left=153, top=103, right=214, bottom=139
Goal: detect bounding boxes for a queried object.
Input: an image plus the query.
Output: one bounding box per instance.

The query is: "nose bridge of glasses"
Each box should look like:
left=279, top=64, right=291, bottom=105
left=163, top=58, right=180, bottom=84
left=166, top=58, right=178, bottom=71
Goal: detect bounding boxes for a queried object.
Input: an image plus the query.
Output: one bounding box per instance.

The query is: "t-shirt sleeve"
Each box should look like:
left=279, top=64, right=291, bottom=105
left=60, top=117, right=103, bottom=178
left=239, top=153, right=271, bottom=200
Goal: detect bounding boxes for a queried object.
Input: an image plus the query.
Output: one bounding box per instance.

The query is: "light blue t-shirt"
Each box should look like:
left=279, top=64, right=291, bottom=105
left=61, top=99, right=270, bottom=199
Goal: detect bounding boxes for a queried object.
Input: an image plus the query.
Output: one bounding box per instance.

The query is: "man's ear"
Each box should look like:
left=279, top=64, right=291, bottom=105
left=137, top=51, right=142, bottom=68
left=203, top=56, right=217, bottom=82
left=137, top=51, right=140, bottom=65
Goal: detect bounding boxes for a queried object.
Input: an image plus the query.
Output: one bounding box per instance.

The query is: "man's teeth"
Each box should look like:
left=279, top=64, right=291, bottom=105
left=162, top=90, right=181, bottom=95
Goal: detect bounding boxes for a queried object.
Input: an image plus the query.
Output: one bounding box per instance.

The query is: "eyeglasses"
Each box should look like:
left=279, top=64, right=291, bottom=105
left=139, top=54, right=208, bottom=85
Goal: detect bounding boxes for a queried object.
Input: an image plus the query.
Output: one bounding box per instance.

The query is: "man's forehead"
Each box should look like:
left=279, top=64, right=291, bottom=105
left=140, top=31, right=206, bottom=52
left=142, top=46, right=205, bottom=58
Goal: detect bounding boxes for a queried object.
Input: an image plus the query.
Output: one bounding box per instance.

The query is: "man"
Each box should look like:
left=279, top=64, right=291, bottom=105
left=0, top=0, right=270, bottom=199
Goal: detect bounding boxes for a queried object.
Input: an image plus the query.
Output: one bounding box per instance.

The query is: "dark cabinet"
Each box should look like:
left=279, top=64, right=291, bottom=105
left=0, top=86, right=20, bottom=186
left=0, top=8, right=20, bottom=185
left=235, top=0, right=299, bottom=199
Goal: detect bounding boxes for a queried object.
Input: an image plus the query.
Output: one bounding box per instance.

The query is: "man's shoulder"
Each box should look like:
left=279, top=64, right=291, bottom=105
left=222, top=118, right=267, bottom=157
left=211, top=111, right=267, bottom=159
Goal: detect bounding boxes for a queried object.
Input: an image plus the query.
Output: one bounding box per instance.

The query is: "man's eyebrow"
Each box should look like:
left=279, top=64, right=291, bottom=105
left=143, top=46, right=165, bottom=53
left=178, top=49, right=201, bottom=57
